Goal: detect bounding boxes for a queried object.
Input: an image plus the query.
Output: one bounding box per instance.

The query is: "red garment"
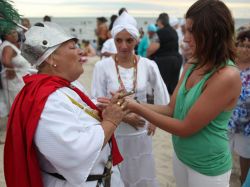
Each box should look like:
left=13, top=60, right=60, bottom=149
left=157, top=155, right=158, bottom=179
left=4, top=74, right=123, bottom=187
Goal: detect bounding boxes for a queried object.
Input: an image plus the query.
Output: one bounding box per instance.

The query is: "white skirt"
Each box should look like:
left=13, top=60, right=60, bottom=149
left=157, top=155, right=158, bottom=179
left=229, top=132, right=250, bottom=159
left=0, top=89, right=8, bottom=117
left=1, top=73, right=24, bottom=111
left=116, top=131, right=159, bottom=187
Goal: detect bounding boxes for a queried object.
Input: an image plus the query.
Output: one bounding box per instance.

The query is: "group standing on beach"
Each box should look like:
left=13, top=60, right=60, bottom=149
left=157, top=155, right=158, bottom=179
left=1, top=0, right=250, bottom=187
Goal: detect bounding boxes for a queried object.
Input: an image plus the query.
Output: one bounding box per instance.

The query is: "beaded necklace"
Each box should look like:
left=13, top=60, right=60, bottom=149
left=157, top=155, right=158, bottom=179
left=114, top=54, right=138, bottom=95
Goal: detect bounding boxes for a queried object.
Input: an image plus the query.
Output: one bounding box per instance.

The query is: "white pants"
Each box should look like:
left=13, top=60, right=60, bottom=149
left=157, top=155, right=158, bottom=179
left=173, top=153, right=231, bottom=187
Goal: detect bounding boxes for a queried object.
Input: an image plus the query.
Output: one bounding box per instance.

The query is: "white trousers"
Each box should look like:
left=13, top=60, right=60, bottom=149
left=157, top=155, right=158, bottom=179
left=173, top=153, right=231, bottom=187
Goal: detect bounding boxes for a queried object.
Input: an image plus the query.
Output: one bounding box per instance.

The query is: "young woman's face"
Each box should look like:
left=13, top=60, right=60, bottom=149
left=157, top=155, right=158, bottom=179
left=183, top=18, right=196, bottom=57
left=114, top=30, right=137, bottom=57
left=51, top=40, right=84, bottom=81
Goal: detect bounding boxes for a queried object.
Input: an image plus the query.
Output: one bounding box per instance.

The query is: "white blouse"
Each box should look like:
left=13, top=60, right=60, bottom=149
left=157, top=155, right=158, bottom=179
left=91, top=56, right=170, bottom=135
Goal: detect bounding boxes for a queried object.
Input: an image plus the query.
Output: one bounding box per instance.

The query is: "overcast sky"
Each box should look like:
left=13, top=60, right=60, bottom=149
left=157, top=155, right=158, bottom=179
left=13, top=0, right=250, bottom=18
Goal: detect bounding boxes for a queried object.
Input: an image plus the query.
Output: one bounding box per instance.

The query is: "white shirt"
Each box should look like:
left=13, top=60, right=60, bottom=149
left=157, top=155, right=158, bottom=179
left=34, top=81, right=123, bottom=187
left=91, top=57, right=170, bottom=135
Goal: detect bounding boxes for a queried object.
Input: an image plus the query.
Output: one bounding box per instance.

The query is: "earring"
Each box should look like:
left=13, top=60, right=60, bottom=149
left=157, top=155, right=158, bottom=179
left=52, top=64, right=57, bottom=67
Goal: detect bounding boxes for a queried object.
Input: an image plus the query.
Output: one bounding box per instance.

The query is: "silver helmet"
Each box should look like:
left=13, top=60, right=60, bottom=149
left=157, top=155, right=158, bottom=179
left=21, top=22, right=77, bottom=66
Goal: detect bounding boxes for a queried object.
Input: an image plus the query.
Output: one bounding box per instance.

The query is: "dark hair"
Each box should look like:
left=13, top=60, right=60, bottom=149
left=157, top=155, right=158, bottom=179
left=82, top=39, right=90, bottom=45
left=109, top=14, right=118, bottom=30
left=97, top=17, right=107, bottom=23
left=157, top=13, right=169, bottom=27
left=43, top=15, right=51, bottom=22
left=0, top=29, right=15, bottom=41
left=237, top=29, right=250, bottom=43
left=0, top=34, right=5, bottom=41
left=186, top=0, right=236, bottom=73
left=118, top=7, right=127, bottom=16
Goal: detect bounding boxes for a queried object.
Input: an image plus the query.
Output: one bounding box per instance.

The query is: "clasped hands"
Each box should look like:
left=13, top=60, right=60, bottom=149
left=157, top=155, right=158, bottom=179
left=98, top=90, right=146, bottom=131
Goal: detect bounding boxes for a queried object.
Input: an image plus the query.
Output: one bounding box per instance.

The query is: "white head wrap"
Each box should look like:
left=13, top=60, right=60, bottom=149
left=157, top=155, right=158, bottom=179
left=111, top=12, right=139, bottom=40
left=170, top=16, right=179, bottom=27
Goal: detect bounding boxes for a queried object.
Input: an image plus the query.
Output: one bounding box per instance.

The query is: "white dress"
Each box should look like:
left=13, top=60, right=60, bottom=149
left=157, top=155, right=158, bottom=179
left=34, top=81, right=124, bottom=187
left=91, top=57, right=169, bottom=187
left=0, top=40, right=32, bottom=111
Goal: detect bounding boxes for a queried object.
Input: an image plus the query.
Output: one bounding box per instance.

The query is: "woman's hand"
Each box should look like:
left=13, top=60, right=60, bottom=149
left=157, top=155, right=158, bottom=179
left=97, top=97, right=110, bottom=111
left=123, top=113, right=145, bottom=130
left=147, top=123, right=156, bottom=136
left=102, top=93, right=129, bottom=126
left=124, top=96, right=140, bottom=112
left=97, top=89, right=128, bottom=111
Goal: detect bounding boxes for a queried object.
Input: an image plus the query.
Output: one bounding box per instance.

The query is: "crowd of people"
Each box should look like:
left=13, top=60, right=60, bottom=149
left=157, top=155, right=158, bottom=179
left=0, top=0, right=250, bottom=187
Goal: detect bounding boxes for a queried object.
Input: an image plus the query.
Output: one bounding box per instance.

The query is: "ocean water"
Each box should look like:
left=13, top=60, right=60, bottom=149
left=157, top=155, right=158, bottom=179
left=28, top=17, right=250, bottom=42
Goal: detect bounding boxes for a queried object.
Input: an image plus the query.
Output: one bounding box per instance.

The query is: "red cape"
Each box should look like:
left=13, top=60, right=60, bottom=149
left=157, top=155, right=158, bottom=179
left=4, top=74, right=122, bottom=187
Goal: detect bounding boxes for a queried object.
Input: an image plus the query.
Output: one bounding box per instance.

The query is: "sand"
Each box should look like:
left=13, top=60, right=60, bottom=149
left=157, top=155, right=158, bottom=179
left=0, top=56, right=241, bottom=187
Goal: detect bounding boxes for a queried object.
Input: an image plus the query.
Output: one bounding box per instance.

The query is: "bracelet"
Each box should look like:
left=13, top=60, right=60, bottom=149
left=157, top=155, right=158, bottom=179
left=104, top=119, right=118, bottom=128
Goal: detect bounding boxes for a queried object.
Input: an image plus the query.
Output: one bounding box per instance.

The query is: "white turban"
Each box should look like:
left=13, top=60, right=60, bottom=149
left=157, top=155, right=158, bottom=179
left=111, top=12, right=139, bottom=40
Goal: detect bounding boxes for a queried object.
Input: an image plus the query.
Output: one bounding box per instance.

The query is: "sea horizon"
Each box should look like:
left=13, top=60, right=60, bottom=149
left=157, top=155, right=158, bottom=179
left=26, top=17, right=250, bottom=41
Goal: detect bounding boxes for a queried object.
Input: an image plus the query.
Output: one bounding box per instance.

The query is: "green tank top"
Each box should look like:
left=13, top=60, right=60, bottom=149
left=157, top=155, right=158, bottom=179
left=172, top=60, right=235, bottom=176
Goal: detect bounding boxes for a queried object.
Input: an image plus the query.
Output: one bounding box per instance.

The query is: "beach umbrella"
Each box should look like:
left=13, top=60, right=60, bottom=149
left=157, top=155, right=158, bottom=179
left=0, top=0, right=27, bottom=35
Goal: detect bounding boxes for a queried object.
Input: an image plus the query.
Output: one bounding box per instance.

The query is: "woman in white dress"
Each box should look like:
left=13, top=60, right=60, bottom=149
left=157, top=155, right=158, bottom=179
left=91, top=12, right=169, bottom=187
left=0, top=29, right=32, bottom=111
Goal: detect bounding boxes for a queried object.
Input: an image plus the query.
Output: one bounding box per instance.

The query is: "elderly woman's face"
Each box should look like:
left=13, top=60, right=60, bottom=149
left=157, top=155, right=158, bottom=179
left=51, top=40, right=84, bottom=81
left=114, top=30, right=137, bottom=57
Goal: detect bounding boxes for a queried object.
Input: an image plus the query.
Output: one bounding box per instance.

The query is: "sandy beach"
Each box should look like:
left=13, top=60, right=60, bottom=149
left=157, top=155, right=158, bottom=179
left=0, top=56, right=241, bottom=187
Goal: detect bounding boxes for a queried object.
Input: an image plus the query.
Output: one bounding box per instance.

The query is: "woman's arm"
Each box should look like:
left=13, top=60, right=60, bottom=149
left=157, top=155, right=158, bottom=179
left=2, top=46, right=16, bottom=68
left=147, top=42, right=159, bottom=57
left=128, top=66, right=241, bottom=137
left=137, top=62, right=191, bottom=117
left=2, top=46, right=17, bottom=79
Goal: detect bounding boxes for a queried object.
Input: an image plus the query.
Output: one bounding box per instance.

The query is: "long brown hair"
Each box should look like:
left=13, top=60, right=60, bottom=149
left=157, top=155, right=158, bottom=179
left=186, top=0, right=236, bottom=73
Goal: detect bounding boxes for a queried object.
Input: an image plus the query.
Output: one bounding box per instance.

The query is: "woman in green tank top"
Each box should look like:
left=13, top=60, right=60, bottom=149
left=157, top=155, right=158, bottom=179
left=123, top=0, right=242, bottom=186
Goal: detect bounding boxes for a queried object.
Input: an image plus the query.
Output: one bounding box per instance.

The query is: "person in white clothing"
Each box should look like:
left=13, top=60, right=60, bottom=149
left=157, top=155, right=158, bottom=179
left=4, top=22, right=127, bottom=187
left=101, top=38, right=117, bottom=58
left=91, top=12, right=169, bottom=187
left=0, top=29, right=32, bottom=111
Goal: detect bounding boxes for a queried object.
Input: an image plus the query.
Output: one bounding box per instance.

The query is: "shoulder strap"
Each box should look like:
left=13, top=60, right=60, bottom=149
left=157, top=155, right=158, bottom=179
left=204, top=60, right=237, bottom=80
left=2, top=41, right=20, bottom=54
left=183, top=64, right=195, bottom=82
